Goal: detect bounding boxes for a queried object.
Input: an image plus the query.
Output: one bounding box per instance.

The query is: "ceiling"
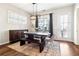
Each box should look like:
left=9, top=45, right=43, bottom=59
left=11, top=3, right=73, bottom=15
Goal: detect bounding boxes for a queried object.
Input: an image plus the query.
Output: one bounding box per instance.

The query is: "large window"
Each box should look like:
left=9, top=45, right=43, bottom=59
left=60, top=14, right=71, bottom=39
left=8, top=11, right=27, bottom=24
left=38, top=15, right=49, bottom=32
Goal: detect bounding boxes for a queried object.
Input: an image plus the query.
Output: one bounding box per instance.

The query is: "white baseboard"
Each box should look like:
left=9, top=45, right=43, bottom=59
left=73, top=42, right=79, bottom=45
left=0, top=41, right=9, bottom=45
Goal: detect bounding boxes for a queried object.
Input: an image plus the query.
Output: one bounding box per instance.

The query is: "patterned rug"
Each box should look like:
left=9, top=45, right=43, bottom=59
left=8, top=39, right=60, bottom=56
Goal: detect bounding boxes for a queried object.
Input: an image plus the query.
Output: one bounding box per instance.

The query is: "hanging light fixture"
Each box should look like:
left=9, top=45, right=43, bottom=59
left=30, top=3, right=37, bottom=20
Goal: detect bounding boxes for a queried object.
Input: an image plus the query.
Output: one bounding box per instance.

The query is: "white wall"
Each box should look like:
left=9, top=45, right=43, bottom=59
left=0, top=3, right=30, bottom=45
left=0, top=6, right=8, bottom=45
left=74, top=3, right=79, bottom=45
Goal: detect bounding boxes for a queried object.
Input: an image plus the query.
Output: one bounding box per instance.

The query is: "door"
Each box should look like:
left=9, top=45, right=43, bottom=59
left=60, top=14, right=71, bottom=39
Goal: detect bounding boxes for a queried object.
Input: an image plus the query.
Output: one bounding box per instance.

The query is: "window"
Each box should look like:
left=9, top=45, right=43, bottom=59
left=38, top=15, right=49, bottom=32
left=8, top=11, right=27, bottom=24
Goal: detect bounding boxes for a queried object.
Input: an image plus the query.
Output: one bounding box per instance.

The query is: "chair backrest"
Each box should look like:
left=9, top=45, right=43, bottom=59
left=20, top=30, right=28, bottom=38
left=20, top=32, right=25, bottom=38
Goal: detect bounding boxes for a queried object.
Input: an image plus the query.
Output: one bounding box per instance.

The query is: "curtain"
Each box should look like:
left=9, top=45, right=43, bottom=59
left=49, top=13, right=53, bottom=37
left=35, top=15, right=38, bottom=31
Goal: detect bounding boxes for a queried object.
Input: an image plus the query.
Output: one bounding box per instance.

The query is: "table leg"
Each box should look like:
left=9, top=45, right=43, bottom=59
left=39, top=36, right=45, bottom=53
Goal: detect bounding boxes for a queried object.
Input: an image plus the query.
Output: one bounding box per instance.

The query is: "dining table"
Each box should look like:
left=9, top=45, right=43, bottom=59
left=20, top=31, right=50, bottom=52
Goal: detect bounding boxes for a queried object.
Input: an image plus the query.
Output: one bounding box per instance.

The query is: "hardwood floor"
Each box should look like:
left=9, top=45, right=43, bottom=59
left=58, top=41, right=79, bottom=56
left=0, top=40, right=79, bottom=56
left=0, top=45, right=26, bottom=56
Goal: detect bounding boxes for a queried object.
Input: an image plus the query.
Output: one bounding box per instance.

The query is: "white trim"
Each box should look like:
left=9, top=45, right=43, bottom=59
left=0, top=41, right=9, bottom=45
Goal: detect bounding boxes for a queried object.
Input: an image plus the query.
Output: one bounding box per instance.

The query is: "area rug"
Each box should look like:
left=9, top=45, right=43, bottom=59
left=8, top=40, right=60, bottom=56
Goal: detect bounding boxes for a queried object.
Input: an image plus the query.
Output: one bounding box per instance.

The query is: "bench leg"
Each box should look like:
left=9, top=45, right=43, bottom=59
left=20, top=40, right=25, bottom=46
left=27, top=41, right=31, bottom=44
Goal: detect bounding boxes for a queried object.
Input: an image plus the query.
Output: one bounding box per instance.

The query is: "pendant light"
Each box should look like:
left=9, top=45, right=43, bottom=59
left=30, top=3, right=37, bottom=20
